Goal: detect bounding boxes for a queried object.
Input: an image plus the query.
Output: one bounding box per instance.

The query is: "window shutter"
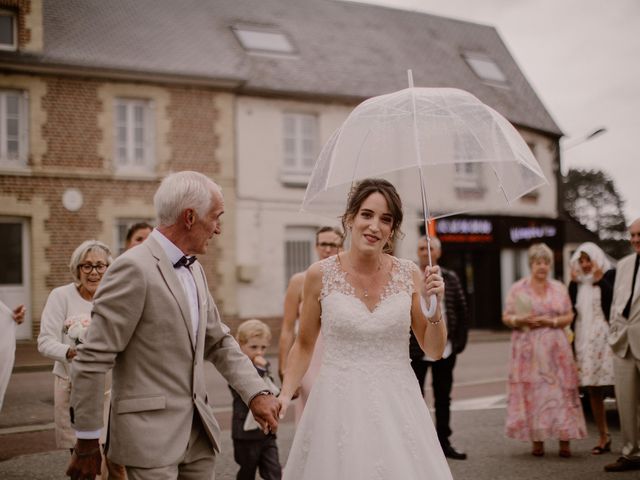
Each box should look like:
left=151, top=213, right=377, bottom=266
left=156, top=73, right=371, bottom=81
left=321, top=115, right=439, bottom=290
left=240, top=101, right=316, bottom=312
left=19, top=91, right=28, bottom=166
left=145, top=100, right=156, bottom=171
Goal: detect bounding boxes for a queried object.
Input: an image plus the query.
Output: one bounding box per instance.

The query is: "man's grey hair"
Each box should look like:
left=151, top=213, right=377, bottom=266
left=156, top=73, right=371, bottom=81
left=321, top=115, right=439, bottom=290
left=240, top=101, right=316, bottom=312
left=69, top=240, right=113, bottom=284
left=420, top=235, right=441, bottom=251
left=153, top=171, right=221, bottom=226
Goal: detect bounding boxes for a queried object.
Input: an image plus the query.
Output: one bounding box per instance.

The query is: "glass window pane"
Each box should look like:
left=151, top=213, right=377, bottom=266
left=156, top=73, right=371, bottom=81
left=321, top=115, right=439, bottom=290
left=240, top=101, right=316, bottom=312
left=234, top=28, right=294, bottom=53
left=116, top=104, right=127, bottom=123
left=117, top=126, right=127, bottom=144
left=0, top=15, right=14, bottom=46
left=283, top=115, right=295, bottom=135
left=7, top=139, right=18, bottom=155
left=134, top=126, right=143, bottom=143
left=302, top=138, right=314, bottom=155
left=134, top=147, right=144, bottom=162
left=117, top=147, right=127, bottom=162
left=134, top=105, right=144, bottom=123
left=301, top=116, right=315, bottom=135
left=0, top=223, right=22, bottom=284
left=6, top=94, right=18, bottom=115
left=464, top=55, right=507, bottom=83
left=7, top=117, right=18, bottom=136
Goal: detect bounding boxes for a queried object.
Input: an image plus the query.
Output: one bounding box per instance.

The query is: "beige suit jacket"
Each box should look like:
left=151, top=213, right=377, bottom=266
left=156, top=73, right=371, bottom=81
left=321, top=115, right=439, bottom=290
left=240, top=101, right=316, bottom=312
left=608, top=253, right=640, bottom=359
left=70, top=237, right=266, bottom=468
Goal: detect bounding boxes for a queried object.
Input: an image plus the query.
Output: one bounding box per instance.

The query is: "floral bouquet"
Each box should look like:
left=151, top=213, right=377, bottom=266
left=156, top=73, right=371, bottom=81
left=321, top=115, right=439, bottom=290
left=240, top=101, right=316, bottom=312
left=63, top=315, right=91, bottom=344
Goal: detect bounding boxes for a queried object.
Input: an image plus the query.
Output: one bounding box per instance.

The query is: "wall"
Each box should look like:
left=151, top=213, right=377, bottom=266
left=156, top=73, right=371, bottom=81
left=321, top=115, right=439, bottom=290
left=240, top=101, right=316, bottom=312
left=0, top=74, right=230, bottom=337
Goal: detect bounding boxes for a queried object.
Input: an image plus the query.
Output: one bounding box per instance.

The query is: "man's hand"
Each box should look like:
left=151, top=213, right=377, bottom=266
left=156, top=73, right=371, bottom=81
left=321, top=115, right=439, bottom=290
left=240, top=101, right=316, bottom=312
left=66, top=438, right=102, bottom=480
left=249, top=393, right=280, bottom=435
left=11, top=305, right=25, bottom=324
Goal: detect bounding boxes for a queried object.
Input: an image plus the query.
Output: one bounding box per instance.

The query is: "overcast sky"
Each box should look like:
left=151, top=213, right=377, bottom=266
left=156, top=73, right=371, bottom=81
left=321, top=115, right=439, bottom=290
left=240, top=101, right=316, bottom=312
left=345, top=0, right=640, bottom=223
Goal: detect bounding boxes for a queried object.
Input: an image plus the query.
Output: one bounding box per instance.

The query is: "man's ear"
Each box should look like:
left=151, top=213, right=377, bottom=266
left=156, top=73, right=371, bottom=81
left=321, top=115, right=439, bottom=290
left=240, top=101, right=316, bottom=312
left=183, top=209, right=194, bottom=229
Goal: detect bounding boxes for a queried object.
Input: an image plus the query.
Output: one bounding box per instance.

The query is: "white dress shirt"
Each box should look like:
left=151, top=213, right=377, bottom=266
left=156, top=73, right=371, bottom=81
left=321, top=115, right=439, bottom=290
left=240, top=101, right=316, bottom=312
left=151, top=229, right=200, bottom=347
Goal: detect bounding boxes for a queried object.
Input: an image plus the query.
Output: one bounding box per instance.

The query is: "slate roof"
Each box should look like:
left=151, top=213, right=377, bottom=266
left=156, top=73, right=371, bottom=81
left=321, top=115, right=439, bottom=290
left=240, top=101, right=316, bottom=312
left=5, top=0, right=562, bottom=135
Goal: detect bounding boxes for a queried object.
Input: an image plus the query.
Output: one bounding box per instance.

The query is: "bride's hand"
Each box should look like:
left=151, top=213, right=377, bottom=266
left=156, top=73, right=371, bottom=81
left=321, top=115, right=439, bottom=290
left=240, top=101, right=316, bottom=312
left=278, top=394, right=293, bottom=420
left=424, top=266, right=444, bottom=302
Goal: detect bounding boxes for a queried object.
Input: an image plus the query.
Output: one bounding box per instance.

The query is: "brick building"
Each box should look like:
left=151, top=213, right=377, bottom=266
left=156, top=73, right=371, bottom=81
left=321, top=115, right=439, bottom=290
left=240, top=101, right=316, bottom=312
left=0, top=0, right=563, bottom=339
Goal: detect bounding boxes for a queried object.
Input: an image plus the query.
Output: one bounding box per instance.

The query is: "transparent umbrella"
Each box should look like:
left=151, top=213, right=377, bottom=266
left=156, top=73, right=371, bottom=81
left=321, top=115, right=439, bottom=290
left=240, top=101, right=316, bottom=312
left=302, top=71, right=547, bottom=313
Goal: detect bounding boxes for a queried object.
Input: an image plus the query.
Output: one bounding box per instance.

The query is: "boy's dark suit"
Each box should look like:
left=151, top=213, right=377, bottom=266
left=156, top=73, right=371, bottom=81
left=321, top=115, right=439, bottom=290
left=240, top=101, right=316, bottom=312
left=230, top=364, right=282, bottom=480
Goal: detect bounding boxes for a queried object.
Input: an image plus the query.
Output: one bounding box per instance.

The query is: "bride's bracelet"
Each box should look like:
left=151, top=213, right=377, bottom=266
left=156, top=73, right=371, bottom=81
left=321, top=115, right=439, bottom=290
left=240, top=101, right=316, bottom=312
left=427, top=315, right=442, bottom=325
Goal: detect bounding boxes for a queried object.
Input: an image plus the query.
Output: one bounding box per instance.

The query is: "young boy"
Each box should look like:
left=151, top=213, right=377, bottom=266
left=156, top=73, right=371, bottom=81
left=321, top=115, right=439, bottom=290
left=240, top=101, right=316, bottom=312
left=231, top=319, right=282, bottom=480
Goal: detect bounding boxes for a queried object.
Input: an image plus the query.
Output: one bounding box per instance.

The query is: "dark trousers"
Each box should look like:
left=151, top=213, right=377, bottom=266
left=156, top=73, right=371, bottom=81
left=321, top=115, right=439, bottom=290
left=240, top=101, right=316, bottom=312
left=233, top=436, right=282, bottom=480
left=411, top=353, right=457, bottom=447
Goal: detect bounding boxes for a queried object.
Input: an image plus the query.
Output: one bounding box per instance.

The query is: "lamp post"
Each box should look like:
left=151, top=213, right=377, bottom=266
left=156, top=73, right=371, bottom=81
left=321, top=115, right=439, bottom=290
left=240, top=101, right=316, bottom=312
left=562, top=127, right=607, bottom=151
left=559, top=127, right=607, bottom=176
left=557, top=126, right=608, bottom=282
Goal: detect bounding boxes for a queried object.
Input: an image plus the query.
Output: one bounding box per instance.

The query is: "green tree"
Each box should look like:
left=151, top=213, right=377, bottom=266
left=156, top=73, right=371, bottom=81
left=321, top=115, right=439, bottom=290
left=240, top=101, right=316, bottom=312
left=563, top=168, right=629, bottom=258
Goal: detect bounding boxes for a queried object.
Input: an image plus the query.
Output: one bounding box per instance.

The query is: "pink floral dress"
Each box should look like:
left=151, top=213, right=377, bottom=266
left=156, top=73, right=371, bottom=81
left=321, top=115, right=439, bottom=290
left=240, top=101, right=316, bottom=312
left=503, top=278, right=587, bottom=442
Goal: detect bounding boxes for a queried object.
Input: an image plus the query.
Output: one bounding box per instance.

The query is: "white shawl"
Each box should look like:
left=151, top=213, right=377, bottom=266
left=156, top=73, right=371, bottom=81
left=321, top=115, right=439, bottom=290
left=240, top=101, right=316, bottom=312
left=570, top=242, right=611, bottom=347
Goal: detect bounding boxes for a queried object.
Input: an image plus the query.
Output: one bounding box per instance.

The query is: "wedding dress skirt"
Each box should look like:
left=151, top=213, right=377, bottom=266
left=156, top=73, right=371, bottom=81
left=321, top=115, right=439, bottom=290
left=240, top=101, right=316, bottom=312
left=283, top=256, right=453, bottom=480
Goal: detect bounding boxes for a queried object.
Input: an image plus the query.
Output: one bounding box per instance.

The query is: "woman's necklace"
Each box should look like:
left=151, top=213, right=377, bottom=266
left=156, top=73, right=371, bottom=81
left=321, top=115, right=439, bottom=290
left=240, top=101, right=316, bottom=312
left=348, top=254, right=383, bottom=298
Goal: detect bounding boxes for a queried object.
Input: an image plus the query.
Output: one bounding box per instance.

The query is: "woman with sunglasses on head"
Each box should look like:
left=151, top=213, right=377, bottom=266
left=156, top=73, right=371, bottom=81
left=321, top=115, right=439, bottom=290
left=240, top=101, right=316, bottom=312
left=38, top=240, right=126, bottom=479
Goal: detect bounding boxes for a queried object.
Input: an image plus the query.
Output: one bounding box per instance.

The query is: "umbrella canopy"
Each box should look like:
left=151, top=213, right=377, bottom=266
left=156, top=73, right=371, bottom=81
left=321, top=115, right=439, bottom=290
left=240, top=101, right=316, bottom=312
left=302, top=83, right=547, bottom=222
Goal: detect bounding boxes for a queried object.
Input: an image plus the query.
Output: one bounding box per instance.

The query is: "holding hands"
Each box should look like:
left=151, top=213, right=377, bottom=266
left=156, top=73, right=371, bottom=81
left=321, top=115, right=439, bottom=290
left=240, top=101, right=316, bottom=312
left=249, top=392, right=281, bottom=435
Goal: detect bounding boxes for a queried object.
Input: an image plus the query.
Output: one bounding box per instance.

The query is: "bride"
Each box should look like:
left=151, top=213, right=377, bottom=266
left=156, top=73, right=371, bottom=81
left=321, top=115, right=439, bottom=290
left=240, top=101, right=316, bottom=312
left=279, top=178, right=454, bottom=479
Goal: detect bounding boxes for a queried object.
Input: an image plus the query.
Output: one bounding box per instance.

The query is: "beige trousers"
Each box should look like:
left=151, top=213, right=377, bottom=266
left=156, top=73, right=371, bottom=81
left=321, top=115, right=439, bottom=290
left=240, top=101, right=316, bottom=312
left=613, top=352, right=640, bottom=459
left=125, top=414, right=215, bottom=480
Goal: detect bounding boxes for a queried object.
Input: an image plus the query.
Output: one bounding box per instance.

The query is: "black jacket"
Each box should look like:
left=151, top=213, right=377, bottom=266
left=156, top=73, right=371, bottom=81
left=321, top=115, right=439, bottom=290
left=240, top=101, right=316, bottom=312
left=568, top=268, right=616, bottom=326
left=409, top=267, right=469, bottom=360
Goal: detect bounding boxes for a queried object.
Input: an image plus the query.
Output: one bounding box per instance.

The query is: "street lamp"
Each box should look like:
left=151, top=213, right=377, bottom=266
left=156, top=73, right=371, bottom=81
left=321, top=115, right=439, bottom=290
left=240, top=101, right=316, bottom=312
left=562, top=127, right=607, bottom=151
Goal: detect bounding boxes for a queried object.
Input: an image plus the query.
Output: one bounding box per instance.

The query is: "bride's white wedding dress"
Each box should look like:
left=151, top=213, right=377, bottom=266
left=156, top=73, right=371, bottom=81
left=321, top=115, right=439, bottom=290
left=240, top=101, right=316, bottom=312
left=283, top=255, right=454, bottom=479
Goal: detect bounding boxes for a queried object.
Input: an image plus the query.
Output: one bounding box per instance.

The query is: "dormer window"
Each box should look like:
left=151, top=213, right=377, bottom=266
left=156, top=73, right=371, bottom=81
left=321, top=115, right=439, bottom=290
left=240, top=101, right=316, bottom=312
left=0, top=9, right=17, bottom=51
left=463, top=52, right=508, bottom=85
left=232, top=26, right=296, bottom=55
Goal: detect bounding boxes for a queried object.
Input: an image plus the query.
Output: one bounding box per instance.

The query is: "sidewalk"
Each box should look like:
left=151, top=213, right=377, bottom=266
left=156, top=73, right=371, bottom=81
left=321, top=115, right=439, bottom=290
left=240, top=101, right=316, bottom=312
left=12, top=341, right=53, bottom=373
left=0, top=408, right=634, bottom=480
left=11, top=329, right=513, bottom=373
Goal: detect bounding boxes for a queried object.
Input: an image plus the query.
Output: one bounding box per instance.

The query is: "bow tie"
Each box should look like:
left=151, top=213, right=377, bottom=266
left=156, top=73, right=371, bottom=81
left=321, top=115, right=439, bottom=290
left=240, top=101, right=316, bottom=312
left=174, top=255, right=196, bottom=269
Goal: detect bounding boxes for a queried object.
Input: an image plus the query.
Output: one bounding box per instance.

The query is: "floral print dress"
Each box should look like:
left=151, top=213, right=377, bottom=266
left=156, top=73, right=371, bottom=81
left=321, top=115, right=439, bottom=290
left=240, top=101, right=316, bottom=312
left=503, top=278, right=587, bottom=442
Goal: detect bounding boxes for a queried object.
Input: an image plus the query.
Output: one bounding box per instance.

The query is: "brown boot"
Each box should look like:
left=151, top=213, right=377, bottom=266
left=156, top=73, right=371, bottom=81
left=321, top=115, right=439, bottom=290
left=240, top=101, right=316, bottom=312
left=559, top=440, right=571, bottom=458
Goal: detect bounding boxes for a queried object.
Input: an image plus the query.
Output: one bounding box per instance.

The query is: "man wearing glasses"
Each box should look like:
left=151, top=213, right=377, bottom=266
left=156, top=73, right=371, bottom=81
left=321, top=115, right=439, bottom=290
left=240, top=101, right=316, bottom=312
left=278, top=226, right=343, bottom=423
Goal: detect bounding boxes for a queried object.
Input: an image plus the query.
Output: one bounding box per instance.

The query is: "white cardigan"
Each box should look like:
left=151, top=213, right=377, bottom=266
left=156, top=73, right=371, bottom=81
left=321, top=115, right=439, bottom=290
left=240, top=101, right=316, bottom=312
left=37, top=283, right=92, bottom=379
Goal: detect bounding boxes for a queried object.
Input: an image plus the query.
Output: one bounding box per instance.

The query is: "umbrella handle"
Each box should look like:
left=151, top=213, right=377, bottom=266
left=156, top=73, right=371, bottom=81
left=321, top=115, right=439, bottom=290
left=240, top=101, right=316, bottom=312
left=420, top=294, right=438, bottom=318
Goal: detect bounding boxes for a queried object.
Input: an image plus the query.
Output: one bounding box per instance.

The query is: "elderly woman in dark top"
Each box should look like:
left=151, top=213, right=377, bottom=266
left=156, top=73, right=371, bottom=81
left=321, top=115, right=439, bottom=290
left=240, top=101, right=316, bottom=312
left=568, top=242, right=616, bottom=454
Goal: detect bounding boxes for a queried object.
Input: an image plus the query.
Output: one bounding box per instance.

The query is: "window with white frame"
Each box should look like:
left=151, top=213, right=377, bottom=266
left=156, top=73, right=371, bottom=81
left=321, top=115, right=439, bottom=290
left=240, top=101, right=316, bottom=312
left=281, top=113, right=318, bottom=185
left=232, top=26, right=296, bottom=55
left=284, top=226, right=316, bottom=285
left=0, top=90, right=28, bottom=168
left=453, top=136, right=484, bottom=195
left=0, top=9, right=17, bottom=51
left=463, top=52, right=508, bottom=86
left=115, top=98, right=154, bottom=174
left=454, top=163, right=483, bottom=188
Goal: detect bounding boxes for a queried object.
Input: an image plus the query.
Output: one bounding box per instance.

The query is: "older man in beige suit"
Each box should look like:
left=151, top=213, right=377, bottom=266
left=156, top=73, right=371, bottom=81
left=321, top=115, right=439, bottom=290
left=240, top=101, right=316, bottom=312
left=67, top=171, right=280, bottom=480
left=605, top=217, right=640, bottom=472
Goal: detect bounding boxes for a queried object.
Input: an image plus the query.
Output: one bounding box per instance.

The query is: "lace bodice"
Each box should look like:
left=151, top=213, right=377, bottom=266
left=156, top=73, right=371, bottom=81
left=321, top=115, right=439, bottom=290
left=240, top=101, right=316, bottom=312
left=318, top=255, right=416, bottom=369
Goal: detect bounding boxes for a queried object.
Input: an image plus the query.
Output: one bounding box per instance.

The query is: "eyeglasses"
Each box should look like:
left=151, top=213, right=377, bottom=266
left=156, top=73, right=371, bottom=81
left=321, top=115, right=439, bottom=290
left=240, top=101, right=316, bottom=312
left=317, top=242, right=340, bottom=249
left=79, top=263, right=108, bottom=274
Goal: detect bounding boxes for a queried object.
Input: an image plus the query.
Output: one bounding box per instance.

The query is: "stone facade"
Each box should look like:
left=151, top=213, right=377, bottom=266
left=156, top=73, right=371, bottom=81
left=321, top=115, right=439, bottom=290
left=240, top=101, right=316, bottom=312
left=0, top=72, right=232, bottom=338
